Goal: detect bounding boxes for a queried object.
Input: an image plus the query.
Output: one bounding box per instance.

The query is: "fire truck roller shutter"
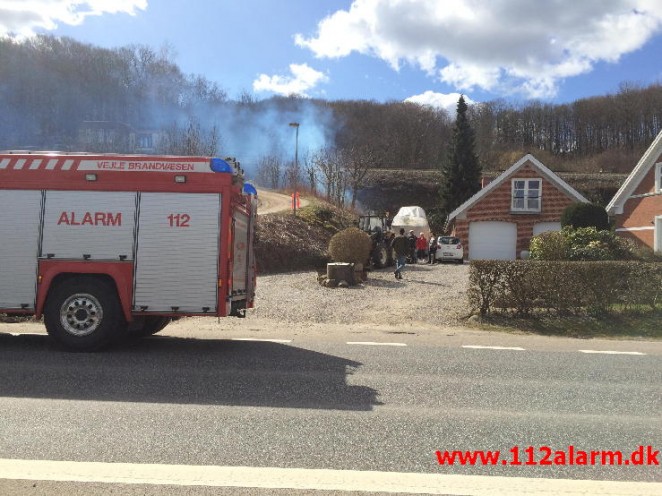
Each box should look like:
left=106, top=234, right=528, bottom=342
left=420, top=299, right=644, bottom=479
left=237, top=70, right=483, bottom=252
left=232, top=210, right=250, bottom=296
left=133, top=193, right=221, bottom=313
left=0, top=190, right=42, bottom=310
left=41, top=191, right=137, bottom=260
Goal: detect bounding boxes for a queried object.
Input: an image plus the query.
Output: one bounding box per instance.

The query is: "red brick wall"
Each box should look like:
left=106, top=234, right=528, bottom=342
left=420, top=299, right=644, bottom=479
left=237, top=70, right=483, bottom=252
left=612, top=154, right=662, bottom=250
left=633, top=171, right=656, bottom=195
left=451, top=162, right=580, bottom=258
left=620, top=194, right=662, bottom=229
left=614, top=183, right=661, bottom=251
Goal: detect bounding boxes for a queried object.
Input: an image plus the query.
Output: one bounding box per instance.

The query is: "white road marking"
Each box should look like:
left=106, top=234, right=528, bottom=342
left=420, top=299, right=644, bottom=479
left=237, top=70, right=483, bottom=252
left=347, top=341, right=407, bottom=347
left=230, top=338, right=292, bottom=343
left=0, top=459, right=659, bottom=495
left=462, top=345, right=525, bottom=351
left=579, top=350, right=645, bottom=355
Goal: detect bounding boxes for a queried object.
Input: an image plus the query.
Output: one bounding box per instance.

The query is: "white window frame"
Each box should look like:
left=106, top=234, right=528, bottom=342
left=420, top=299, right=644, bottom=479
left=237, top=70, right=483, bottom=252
left=655, top=215, right=662, bottom=255
left=655, top=163, right=661, bottom=193
left=511, top=178, right=542, bottom=213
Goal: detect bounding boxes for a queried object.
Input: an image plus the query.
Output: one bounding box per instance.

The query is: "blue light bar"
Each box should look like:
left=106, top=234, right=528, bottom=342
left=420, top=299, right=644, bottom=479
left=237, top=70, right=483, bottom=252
left=243, top=183, right=258, bottom=196
left=210, top=158, right=234, bottom=173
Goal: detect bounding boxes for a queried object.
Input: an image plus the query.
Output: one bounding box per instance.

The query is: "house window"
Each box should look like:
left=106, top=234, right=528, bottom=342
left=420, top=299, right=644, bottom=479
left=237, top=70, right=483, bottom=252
left=512, top=178, right=541, bottom=212
left=656, top=163, right=661, bottom=193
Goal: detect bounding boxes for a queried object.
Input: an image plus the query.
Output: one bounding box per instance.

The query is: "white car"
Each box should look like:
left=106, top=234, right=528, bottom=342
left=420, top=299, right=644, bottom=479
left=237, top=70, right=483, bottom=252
left=435, top=236, right=464, bottom=263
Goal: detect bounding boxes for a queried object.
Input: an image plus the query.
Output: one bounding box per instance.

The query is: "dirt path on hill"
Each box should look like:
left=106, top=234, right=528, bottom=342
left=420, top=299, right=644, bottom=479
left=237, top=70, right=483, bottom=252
left=256, top=189, right=309, bottom=215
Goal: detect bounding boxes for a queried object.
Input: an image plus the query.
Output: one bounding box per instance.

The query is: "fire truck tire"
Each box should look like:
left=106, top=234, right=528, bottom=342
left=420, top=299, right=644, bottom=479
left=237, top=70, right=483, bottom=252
left=44, top=276, right=127, bottom=351
left=372, top=245, right=389, bottom=268
left=130, top=317, right=171, bottom=338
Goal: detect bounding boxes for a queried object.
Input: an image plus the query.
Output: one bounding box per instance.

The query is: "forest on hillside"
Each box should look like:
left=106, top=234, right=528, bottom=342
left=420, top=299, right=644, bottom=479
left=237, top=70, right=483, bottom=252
left=2, top=35, right=661, bottom=185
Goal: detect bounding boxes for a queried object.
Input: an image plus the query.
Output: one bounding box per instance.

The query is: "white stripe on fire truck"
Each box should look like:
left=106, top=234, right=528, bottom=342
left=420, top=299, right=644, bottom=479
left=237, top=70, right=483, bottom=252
left=46, top=159, right=59, bottom=170
left=14, top=159, right=27, bottom=170
left=0, top=158, right=9, bottom=169
left=29, top=159, right=42, bottom=170
left=61, top=159, right=75, bottom=170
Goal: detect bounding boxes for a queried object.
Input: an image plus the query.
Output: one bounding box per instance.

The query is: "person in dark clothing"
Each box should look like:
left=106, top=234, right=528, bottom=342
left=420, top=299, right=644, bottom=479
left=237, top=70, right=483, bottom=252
left=391, top=228, right=409, bottom=279
left=407, top=230, right=417, bottom=264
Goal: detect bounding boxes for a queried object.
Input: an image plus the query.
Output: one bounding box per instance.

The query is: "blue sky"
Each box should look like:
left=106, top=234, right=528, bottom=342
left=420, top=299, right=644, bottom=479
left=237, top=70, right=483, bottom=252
left=1, top=1, right=662, bottom=114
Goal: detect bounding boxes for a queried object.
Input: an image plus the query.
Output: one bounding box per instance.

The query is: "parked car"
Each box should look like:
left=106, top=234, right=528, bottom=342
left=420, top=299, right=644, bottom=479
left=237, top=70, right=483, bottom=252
left=435, top=236, right=464, bottom=263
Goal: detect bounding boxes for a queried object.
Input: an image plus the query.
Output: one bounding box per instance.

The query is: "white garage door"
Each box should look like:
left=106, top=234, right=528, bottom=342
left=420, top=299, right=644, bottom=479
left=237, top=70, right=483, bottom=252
left=469, top=221, right=517, bottom=260
left=533, top=222, right=562, bottom=236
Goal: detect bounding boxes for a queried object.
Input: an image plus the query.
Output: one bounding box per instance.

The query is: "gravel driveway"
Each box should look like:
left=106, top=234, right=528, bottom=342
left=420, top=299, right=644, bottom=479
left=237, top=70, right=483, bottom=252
left=0, top=262, right=470, bottom=336
left=250, top=261, right=471, bottom=327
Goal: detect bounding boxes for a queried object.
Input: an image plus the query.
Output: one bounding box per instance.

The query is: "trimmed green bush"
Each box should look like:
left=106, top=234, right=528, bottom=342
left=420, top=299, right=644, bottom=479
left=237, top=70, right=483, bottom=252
left=529, top=230, right=569, bottom=260
left=565, top=227, right=631, bottom=260
left=468, top=261, right=504, bottom=317
left=468, top=260, right=662, bottom=317
left=561, top=202, right=610, bottom=230
left=531, top=226, right=634, bottom=261
left=328, top=227, right=372, bottom=264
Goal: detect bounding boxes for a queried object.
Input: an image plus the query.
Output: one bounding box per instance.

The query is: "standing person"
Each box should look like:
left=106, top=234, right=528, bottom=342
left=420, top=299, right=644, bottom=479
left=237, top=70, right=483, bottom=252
left=416, top=232, right=427, bottom=262
left=428, top=233, right=438, bottom=264
left=391, top=228, right=409, bottom=280
left=407, top=230, right=417, bottom=264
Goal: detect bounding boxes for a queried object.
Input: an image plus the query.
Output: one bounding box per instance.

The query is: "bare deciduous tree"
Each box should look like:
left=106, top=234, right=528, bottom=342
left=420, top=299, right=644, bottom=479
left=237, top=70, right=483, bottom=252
left=157, top=120, right=220, bottom=156
left=256, top=155, right=283, bottom=189
left=311, top=147, right=347, bottom=206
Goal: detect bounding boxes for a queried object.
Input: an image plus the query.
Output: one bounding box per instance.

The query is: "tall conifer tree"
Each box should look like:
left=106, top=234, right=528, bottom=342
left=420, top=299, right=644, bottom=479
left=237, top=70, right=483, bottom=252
left=439, top=96, right=481, bottom=215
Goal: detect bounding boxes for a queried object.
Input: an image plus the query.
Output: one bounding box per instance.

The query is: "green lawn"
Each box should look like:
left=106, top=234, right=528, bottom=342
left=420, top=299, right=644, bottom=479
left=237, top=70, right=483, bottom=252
left=470, top=308, right=662, bottom=340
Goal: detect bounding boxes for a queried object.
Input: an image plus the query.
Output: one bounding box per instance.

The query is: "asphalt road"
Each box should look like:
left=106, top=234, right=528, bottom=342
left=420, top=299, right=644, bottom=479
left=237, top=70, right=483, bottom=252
left=0, top=323, right=660, bottom=494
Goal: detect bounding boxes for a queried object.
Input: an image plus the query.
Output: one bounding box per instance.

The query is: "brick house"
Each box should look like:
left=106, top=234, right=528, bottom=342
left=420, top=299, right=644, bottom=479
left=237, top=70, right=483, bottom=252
left=606, top=130, right=662, bottom=254
left=446, top=154, right=588, bottom=260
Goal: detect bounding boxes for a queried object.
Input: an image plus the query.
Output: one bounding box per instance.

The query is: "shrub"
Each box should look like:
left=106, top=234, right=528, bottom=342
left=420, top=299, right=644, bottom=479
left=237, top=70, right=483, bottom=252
left=565, top=227, right=631, bottom=260
left=622, top=238, right=662, bottom=261
left=468, top=261, right=504, bottom=316
left=531, top=227, right=634, bottom=261
left=328, top=227, right=372, bottom=264
left=561, top=202, right=610, bottom=230
left=529, top=230, right=569, bottom=260
left=308, top=204, right=334, bottom=223
left=468, top=260, right=662, bottom=316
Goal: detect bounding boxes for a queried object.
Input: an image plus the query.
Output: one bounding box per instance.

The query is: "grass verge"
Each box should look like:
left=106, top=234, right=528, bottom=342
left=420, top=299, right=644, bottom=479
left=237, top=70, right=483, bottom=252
left=469, top=308, right=662, bottom=340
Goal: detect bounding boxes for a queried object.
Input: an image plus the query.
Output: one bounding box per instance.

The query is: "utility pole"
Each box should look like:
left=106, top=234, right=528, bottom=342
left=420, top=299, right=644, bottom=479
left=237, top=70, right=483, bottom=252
left=289, top=122, right=300, bottom=216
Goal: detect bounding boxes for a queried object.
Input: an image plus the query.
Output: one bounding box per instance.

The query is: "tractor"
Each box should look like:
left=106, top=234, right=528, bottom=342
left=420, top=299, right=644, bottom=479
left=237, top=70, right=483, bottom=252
left=357, top=213, right=395, bottom=268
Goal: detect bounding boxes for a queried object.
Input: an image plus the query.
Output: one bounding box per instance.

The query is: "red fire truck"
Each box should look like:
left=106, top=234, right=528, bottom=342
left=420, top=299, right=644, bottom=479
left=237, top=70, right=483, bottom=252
left=0, top=152, right=257, bottom=351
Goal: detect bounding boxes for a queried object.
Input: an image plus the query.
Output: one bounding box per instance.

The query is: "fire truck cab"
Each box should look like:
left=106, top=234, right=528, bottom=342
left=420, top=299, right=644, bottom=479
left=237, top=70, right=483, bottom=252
left=0, top=152, right=257, bottom=351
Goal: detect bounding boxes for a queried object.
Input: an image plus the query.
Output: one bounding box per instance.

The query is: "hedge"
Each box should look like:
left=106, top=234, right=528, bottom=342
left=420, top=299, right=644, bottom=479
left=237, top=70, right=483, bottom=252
left=468, top=260, right=662, bottom=317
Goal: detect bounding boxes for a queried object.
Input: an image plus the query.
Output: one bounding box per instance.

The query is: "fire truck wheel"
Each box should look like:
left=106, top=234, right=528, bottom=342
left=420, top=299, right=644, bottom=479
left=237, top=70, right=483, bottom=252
left=44, top=276, right=127, bottom=351
left=130, top=317, right=171, bottom=338
left=372, top=245, right=389, bottom=268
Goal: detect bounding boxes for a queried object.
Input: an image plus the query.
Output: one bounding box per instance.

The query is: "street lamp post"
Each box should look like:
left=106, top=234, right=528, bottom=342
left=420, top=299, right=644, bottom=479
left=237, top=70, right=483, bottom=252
left=289, top=122, right=300, bottom=216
